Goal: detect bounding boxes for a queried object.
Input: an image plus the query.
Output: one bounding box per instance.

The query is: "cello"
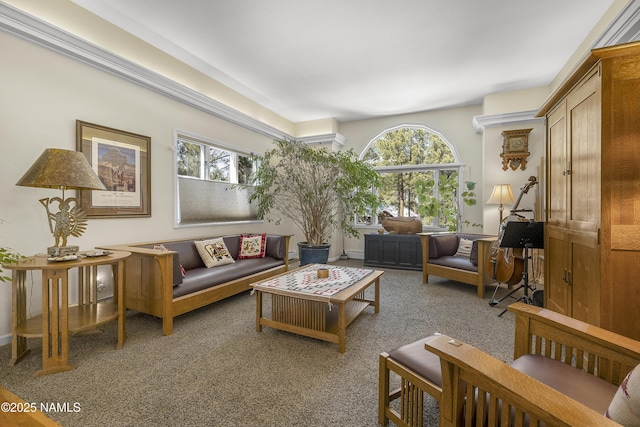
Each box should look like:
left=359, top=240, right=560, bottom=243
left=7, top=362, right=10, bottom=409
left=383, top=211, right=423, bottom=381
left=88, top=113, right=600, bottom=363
left=487, top=176, right=538, bottom=285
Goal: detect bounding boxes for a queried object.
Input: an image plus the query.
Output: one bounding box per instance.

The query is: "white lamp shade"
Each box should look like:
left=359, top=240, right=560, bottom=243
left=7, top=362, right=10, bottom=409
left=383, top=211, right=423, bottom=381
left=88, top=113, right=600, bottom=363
left=486, top=184, right=515, bottom=205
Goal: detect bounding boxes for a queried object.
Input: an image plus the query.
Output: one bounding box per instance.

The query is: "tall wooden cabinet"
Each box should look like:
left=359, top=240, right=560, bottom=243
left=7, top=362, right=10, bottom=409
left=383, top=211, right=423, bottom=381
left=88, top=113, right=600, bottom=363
left=539, top=41, right=640, bottom=340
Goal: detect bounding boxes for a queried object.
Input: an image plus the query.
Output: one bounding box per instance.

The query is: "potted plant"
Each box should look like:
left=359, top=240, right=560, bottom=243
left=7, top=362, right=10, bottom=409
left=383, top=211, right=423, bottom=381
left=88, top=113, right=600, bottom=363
left=415, top=175, right=480, bottom=232
left=241, top=139, right=381, bottom=265
left=0, top=221, right=22, bottom=282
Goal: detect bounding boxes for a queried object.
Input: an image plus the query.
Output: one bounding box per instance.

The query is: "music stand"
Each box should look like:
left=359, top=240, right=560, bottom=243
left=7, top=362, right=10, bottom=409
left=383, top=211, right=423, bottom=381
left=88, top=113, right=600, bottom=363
left=490, top=221, right=544, bottom=316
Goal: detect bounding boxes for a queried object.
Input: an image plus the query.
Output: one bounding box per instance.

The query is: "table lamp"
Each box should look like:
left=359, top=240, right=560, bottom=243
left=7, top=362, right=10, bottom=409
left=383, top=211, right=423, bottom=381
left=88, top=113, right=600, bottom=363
left=486, top=184, right=515, bottom=224
left=16, top=148, right=107, bottom=256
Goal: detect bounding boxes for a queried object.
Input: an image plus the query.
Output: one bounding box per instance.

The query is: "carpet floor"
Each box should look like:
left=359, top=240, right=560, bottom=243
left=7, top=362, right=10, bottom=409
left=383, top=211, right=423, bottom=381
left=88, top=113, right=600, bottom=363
left=0, top=260, right=519, bottom=427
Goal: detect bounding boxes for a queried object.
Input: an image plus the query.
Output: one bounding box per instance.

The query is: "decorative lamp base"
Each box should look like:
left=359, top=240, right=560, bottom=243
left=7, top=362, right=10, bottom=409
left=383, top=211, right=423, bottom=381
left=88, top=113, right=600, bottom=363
left=47, top=246, right=79, bottom=257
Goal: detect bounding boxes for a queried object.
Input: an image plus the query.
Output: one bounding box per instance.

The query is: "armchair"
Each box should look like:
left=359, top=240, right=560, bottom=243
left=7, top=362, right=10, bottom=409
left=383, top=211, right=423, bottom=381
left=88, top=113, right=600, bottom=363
left=379, top=302, right=640, bottom=426
left=418, top=233, right=496, bottom=298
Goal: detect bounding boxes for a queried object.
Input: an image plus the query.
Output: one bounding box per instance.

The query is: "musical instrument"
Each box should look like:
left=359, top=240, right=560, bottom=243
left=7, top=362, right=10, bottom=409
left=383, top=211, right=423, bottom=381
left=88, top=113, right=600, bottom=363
left=487, top=176, right=538, bottom=285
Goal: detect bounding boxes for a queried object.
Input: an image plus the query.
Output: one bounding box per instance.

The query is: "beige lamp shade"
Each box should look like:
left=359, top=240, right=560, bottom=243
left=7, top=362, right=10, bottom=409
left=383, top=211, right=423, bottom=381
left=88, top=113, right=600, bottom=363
left=16, top=148, right=106, bottom=190
left=16, top=148, right=106, bottom=256
left=486, top=184, right=515, bottom=224
left=486, top=184, right=515, bottom=205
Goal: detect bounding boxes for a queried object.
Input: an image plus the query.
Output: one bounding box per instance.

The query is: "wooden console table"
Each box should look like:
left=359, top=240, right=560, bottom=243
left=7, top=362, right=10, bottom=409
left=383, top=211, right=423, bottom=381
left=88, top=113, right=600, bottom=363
left=3, top=250, right=130, bottom=376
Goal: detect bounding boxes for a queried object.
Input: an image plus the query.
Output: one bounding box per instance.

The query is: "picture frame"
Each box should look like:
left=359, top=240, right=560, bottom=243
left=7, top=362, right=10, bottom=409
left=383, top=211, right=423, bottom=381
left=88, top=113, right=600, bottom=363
left=76, top=120, right=151, bottom=218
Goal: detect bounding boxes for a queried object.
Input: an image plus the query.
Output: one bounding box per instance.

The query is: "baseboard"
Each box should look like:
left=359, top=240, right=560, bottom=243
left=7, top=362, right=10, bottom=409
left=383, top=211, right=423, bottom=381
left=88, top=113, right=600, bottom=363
left=346, top=251, right=364, bottom=260
left=0, top=333, right=11, bottom=346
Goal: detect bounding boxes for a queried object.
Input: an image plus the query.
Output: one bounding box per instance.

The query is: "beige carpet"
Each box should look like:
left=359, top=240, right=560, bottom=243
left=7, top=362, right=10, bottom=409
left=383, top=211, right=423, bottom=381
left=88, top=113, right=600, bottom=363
left=0, top=260, right=517, bottom=426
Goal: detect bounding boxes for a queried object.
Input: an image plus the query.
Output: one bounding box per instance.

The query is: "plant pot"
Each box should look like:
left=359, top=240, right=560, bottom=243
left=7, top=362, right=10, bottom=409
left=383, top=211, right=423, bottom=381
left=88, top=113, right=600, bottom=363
left=298, top=242, right=331, bottom=266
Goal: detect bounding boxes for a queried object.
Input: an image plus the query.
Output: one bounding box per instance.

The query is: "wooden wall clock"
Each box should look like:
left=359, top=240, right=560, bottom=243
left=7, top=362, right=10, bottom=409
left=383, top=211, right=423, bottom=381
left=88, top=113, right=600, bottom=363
left=500, top=128, right=532, bottom=171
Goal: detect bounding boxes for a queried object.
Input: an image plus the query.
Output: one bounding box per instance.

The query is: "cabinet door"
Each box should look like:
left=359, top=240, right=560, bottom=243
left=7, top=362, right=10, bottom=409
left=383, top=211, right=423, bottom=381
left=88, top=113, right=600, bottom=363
left=566, top=67, right=601, bottom=233
left=545, top=226, right=570, bottom=316
left=546, top=102, right=568, bottom=227
left=568, top=232, right=600, bottom=325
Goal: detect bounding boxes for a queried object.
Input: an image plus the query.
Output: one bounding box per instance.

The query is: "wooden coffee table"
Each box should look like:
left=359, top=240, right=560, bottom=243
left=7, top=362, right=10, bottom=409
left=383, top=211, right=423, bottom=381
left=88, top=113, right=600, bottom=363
left=252, top=265, right=383, bottom=353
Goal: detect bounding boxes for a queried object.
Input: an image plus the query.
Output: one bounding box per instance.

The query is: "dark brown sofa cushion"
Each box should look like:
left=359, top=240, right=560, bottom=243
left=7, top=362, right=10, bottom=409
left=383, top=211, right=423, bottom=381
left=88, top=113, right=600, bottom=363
left=511, top=354, right=618, bottom=414
left=430, top=234, right=459, bottom=258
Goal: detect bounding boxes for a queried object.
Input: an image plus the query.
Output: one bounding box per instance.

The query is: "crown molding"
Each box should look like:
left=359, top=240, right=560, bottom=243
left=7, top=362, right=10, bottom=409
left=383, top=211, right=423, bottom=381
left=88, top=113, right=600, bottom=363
left=0, top=2, right=292, bottom=140
left=299, top=133, right=347, bottom=150
left=594, top=0, right=640, bottom=47
left=472, top=110, right=543, bottom=133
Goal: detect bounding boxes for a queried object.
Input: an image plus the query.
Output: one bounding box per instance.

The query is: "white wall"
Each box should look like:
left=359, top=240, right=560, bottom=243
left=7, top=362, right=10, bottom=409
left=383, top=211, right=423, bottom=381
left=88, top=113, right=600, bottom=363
left=481, top=121, right=546, bottom=235
left=0, top=31, right=295, bottom=342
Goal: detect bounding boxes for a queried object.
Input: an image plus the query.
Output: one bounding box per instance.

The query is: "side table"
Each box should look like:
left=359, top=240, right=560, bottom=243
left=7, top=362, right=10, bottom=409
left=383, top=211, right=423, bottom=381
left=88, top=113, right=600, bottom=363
left=2, top=250, right=130, bottom=376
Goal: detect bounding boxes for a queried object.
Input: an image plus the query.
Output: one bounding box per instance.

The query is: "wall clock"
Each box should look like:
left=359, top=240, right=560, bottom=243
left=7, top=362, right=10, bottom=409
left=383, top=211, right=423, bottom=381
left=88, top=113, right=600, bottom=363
left=500, top=128, right=532, bottom=171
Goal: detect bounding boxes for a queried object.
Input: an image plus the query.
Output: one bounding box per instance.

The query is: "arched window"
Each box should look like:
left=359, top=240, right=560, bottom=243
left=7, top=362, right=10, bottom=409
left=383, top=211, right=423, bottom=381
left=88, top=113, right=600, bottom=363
left=361, top=125, right=471, bottom=230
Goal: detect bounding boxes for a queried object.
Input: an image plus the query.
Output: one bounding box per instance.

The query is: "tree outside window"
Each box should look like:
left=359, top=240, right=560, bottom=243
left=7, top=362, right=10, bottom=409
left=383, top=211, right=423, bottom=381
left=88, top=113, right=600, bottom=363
left=361, top=126, right=470, bottom=230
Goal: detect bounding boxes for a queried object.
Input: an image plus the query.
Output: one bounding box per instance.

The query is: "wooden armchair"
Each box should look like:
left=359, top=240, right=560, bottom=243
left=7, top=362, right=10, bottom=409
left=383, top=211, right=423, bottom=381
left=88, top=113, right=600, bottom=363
left=427, top=302, right=640, bottom=426
left=418, top=233, right=496, bottom=298
left=379, top=302, right=640, bottom=426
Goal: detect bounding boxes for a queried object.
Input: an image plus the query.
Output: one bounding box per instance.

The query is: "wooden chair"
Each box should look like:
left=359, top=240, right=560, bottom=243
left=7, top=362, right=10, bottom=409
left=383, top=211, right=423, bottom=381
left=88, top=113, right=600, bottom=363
left=379, top=302, right=640, bottom=426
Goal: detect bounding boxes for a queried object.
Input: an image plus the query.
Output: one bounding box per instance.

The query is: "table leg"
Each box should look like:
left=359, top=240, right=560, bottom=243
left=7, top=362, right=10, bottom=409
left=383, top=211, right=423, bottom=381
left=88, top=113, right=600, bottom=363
left=337, top=302, right=346, bottom=353
left=255, top=290, right=263, bottom=332
left=35, top=269, right=75, bottom=377
left=9, top=270, right=29, bottom=366
left=115, top=260, right=126, bottom=350
left=374, top=277, right=380, bottom=314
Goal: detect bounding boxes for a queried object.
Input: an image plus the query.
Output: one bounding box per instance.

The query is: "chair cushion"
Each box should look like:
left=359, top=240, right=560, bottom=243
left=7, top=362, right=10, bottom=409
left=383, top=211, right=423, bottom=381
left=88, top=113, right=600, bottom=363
left=431, top=234, right=459, bottom=258
left=388, top=334, right=442, bottom=387
left=510, top=354, right=618, bottom=414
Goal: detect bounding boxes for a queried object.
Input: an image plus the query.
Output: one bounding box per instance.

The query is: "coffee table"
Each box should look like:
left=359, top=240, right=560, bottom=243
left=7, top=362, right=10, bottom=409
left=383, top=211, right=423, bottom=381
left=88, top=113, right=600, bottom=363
left=252, top=264, right=383, bottom=353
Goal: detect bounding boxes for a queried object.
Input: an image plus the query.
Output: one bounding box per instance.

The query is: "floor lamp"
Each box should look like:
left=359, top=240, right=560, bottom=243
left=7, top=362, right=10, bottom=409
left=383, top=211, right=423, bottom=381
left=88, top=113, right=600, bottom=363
left=486, top=184, right=515, bottom=224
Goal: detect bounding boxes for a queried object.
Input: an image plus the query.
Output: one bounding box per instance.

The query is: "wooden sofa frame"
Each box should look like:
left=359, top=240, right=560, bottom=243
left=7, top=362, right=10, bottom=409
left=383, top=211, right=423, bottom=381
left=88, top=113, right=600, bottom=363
left=418, top=233, right=496, bottom=298
left=380, top=302, right=640, bottom=426
left=102, top=235, right=290, bottom=336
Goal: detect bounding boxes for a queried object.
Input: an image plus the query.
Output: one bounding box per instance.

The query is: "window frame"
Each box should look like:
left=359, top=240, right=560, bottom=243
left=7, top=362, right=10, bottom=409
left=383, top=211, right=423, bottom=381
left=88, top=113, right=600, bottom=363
left=358, top=124, right=466, bottom=231
left=173, top=129, right=260, bottom=228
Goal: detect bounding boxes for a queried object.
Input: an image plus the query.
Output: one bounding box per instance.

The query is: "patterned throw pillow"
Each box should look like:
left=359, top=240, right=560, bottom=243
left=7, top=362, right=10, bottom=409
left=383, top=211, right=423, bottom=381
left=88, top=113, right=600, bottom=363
left=606, top=364, right=640, bottom=424
left=454, top=238, right=474, bottom=257
left=238, top=233, right=267, bottom=259
left=194, top=238, right=236, bottom=268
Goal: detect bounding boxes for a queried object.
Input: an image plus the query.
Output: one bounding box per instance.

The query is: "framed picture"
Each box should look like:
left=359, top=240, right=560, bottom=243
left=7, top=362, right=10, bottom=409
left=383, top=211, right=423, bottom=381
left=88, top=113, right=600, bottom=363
left=76, top=120, right=151, bottom=218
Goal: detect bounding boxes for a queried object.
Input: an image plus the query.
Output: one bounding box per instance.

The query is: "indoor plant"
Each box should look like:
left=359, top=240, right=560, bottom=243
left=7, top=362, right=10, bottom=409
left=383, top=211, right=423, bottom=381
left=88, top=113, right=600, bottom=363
left=241, top=139, right=381, bottom=264
left=415, top=175, right=480, bottom=232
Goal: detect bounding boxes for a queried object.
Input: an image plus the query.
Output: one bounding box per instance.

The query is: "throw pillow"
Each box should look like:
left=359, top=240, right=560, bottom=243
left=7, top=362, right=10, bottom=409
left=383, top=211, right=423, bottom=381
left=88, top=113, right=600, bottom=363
left=238, top=233, right=267, bottom=259
left=606, top=364, right=640, bottom=424
left=454, top=238, right=474, bottom=257
left=194, top=238, right=236, bottom=268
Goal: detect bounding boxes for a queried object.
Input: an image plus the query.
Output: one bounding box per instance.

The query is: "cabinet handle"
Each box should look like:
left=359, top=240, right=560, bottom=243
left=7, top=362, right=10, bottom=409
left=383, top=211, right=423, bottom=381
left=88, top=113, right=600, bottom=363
left=562, top=268, right=567, bottom=284
left=567, top=270, right=572, bottom=286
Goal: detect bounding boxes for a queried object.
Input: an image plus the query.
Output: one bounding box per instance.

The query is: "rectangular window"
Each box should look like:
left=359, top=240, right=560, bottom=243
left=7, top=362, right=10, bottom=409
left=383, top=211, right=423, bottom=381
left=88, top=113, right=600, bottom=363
left=175, top=132, right=259, bottom=226
left=361, top=165, right=464, bottom=230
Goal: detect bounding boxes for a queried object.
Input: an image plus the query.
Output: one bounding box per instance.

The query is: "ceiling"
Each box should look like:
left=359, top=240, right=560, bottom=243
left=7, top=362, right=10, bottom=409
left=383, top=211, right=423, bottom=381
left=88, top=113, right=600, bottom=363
left=70, top=0, right=616, bottom=123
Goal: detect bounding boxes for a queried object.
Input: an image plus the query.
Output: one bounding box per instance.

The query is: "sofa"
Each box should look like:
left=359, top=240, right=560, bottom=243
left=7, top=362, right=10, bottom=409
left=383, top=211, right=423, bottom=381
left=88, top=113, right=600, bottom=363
left=418, top=233, right=496, bottom=298
left=101, top=234, right=290, bottom=335
left=379, top=302, right=640, bottom=427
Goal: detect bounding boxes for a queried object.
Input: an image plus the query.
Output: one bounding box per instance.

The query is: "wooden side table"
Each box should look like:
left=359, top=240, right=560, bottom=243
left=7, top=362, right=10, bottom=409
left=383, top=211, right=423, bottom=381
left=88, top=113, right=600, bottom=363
left=2, top=250, right=130, bottom=376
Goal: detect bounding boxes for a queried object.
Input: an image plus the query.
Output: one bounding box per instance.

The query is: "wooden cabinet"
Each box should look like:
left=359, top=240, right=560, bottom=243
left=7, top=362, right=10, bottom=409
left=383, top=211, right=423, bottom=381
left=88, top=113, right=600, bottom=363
left=363, top=233, right=422, bottom=270
left=539, top=41, right=640, bottom=340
